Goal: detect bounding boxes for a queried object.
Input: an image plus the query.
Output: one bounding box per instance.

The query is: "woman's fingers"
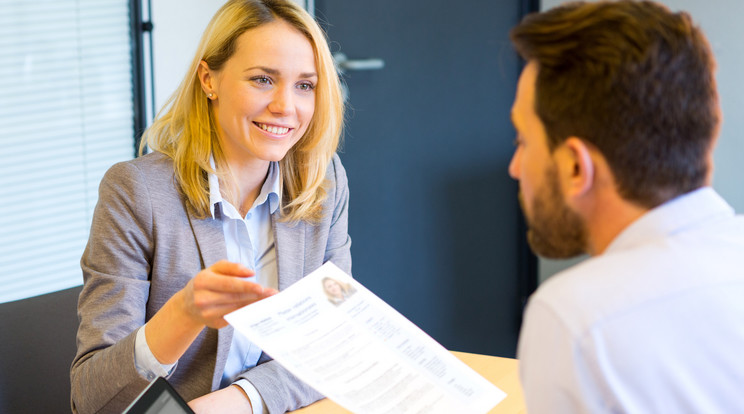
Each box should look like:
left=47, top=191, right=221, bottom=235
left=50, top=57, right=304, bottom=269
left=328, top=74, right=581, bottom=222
left=192, top=286, right=272, bottom=309
left=209, top=259, right=254, bottom=278
left=183, top=260, right=278, bottom=328
left=192, top=272, right=262, bottom=297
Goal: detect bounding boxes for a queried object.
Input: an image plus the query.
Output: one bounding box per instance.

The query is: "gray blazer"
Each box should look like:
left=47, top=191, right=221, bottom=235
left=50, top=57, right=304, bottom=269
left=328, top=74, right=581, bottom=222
left=70, top=151, right=351, bottom=414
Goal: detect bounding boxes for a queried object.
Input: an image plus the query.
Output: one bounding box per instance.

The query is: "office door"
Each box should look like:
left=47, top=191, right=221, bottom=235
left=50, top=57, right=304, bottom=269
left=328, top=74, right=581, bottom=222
left=317, top=0, right=535, bottom=357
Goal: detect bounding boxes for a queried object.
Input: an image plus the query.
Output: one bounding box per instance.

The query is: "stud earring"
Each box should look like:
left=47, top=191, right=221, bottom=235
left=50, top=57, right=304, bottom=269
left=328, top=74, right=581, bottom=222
left=207, top=93, right=214, bottom=99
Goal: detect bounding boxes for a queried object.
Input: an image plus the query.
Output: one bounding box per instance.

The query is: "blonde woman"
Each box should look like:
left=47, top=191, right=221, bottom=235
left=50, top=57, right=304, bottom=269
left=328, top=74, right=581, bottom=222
left=71, top=1, right=350, bottom=413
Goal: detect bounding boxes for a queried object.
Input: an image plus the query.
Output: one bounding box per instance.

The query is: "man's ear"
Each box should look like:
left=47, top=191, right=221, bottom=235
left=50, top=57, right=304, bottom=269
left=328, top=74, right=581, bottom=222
left=559, top=137, right=595, bottom=198
left=197, top=60, right=216, bottom=98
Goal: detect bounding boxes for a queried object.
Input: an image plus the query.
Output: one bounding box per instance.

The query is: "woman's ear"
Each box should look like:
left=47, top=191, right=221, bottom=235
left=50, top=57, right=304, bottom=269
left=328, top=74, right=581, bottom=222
left=197, top=60, right=217, bottom=99
left=559, top=137, right=595, bottom=198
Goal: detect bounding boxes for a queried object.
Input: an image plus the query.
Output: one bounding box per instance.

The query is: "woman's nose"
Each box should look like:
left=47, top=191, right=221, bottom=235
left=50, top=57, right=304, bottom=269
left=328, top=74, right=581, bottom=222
left=268, top=86, right=294, bottom=115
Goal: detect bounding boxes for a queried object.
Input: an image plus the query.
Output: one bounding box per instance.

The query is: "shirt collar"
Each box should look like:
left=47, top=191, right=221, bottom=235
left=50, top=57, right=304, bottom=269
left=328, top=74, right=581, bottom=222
left=605, top=186, right=734, bottom=254
left=208, top=158, right=282, bottom=219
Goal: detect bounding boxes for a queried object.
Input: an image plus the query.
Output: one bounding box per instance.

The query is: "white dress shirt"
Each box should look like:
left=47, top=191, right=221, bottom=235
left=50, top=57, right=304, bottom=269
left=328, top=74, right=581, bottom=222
left=518, top=187, right=744, bottom=413
left=134, top=161, right=281, bottom=413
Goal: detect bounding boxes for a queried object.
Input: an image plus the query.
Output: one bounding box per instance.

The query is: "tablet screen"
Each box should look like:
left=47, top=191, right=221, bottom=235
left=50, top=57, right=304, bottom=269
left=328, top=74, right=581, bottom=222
left=123, top=377, right=195, bottom=414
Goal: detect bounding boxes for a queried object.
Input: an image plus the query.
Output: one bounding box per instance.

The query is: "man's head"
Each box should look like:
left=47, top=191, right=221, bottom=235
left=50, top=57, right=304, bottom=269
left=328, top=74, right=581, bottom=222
left=509, top=0, right=720, bottom=257
left=511, top=63, right=589, bottom=258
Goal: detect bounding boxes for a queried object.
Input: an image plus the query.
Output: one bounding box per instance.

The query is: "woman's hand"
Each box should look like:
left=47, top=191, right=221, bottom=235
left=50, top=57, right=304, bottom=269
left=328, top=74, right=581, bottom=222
left=178, top=260, right=278, bottom=329
left=189, top=385, right=254, bottom=414
left=145, top=260, right=278, bottom=365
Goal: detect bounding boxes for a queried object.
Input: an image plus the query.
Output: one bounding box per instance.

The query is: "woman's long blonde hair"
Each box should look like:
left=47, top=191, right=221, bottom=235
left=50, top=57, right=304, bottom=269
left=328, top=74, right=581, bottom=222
left=140, top=0, right=344, bottom=222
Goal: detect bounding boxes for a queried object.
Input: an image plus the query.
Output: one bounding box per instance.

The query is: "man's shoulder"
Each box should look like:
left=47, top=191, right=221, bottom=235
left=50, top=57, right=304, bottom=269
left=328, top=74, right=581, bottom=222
left=528, top=255, right=625, bottom=332
left=534, top=252, right=632, bottom=302
left=531, top=227, right=744, bottom=335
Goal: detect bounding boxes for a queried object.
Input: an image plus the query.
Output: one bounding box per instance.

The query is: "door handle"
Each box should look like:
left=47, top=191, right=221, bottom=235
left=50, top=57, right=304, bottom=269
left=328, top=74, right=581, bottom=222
left=333, top=52, right=385, bottom=74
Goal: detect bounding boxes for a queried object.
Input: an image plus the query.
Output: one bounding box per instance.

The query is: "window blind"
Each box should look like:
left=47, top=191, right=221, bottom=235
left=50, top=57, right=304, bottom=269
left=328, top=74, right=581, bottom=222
left=0, top=0, right=135, bottom=303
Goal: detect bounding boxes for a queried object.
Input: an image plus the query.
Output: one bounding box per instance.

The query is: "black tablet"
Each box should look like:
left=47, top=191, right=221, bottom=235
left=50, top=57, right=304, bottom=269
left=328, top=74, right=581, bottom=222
left=123, top=377, right=195, bottom=414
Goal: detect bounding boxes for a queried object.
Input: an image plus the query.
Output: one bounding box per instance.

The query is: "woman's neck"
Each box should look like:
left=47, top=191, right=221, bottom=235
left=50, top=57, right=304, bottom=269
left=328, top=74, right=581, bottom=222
left=221, top=158, right=271, bottom=217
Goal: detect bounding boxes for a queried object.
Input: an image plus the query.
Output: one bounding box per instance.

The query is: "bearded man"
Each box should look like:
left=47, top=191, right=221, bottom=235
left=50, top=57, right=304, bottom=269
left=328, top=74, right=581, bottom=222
left=508, top=1, right=744, bottom=412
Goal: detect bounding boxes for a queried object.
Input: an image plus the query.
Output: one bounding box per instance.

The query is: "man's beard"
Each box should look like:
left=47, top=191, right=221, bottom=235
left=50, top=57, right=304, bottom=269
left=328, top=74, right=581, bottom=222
left=521, top=165, right=587, bottom=259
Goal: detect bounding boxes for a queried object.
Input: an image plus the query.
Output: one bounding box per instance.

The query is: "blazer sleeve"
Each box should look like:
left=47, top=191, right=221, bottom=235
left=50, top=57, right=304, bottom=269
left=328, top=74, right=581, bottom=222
left=239, top=153, right=353, bottom=413
left=70, top=161, right=154, bottom=414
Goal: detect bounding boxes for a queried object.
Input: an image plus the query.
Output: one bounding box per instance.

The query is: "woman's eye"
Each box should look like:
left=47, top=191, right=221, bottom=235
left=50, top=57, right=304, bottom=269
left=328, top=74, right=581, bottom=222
left=297, top=81, right=315, bottom=91
left=251, top=76, right=272, bottom=85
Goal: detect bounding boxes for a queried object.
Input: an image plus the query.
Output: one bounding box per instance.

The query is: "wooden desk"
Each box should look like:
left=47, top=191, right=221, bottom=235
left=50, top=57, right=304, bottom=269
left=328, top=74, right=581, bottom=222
left=291, top=351, right=525, bottom=413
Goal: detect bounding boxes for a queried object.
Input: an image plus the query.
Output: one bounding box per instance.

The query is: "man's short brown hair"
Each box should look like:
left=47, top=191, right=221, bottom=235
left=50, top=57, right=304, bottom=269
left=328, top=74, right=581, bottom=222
left=510, top=0, right=719, bottom=208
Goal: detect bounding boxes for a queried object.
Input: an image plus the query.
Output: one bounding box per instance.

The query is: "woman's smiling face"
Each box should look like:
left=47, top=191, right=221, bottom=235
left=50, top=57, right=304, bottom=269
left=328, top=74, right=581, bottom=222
left=203, top=19, right=317, bottom=168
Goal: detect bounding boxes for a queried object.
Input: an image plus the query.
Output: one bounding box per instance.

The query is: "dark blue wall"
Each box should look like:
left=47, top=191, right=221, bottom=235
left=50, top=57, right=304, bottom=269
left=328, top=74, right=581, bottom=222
left=318, top=0, right=533, bottom=358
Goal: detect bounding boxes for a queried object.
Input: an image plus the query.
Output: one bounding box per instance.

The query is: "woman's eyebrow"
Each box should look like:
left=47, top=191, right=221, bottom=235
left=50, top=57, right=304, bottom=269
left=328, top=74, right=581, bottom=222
left=244, top=66, right=278, bottom=74
left=244, top=66, right=318, bottom=79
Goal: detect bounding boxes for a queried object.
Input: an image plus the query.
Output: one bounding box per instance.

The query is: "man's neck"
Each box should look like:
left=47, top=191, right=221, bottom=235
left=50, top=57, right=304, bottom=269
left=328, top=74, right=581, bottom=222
left=582, top=191, right=648, bottom=255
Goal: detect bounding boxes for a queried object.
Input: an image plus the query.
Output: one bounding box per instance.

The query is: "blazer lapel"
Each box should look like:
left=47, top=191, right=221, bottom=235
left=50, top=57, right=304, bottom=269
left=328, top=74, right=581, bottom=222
left=186, top=203, right=226, bottom=269
left=272, top=212, right=306, bottom=290
left=185, top=203, right=233, bottom=391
